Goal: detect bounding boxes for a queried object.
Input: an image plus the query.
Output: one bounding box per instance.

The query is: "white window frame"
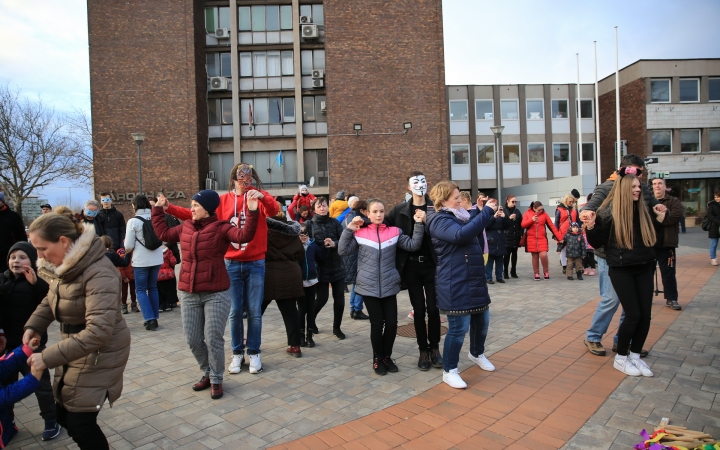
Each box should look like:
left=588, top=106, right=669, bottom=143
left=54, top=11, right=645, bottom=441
left=552, top=143, right=571, bottom=162
left=476, top=143, right=495, bottom=164
left=679, top=78, right=700, bottom=103
left=500, top=100, right=519, bottom=120
left=709, top=129, right=720, bottom=152
left=575, top=99, right=594, bottom=119
left=475, top=100, right=494, bottom=121
left=650, top=79, right=671, bottom=103
left=240, top=97, right=294, bottom=124
left=710, top=78, right=720, bottom=102
left=526, top=99, right=544, bottom=120
left=680, top=129, right=701, bottom=153
left=451, top=144, right=470, bottom=165
left=577, top=142, right=595, bottom=161
left=551, top=99, right=569, bottom=119
left=449, top=100, right=468, bottom=122
left=502, top=143, right=521, bottom=164
left=527, top=142, right=545, bottom=163
left=651, top=130, right=672, bottom=154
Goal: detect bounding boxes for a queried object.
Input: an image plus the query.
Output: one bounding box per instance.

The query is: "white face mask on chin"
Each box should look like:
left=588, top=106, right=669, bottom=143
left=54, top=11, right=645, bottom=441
left=409, top=175, right=427, bottom=196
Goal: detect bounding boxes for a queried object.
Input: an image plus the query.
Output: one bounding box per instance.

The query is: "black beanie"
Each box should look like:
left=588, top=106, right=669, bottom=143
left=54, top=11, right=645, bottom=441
left=571, top=189, right=580, bottom=199
left=192, top=190, right=221, bottom=216
left=8, top=242, right=38, bottom=269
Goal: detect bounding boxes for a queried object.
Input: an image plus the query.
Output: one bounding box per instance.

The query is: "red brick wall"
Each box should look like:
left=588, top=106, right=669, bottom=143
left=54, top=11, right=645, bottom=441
left=598, top=78, right=647, bottom=178
left=88, top=0, right=207, bottom=217
left=324, top=0, right=449, bottom=206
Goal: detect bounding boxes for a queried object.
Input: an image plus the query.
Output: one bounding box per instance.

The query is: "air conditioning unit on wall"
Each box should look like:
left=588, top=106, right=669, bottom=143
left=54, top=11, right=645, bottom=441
left=311, top=69, right=324, bottom=79
left=215, top=28, right=230, bottom=39
left=301, top=24, right=318, bottom=38
left=312, top=79, right=324, bottom=88
left=320, top=101, right=327, bottom=113
left=209, top=77, right=229, bottom=91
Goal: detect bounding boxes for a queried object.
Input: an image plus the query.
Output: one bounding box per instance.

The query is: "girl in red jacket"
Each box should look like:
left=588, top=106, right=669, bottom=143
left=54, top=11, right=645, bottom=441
left=157, top=244, right=178, bottom=312
left=521, top=201, right=564, bottom=280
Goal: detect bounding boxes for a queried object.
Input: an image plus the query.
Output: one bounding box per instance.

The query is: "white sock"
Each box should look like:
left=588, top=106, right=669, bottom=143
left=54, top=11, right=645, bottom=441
left=628, top=352, right=641, bottom=360
left=615, top=354, right=627, bottom=363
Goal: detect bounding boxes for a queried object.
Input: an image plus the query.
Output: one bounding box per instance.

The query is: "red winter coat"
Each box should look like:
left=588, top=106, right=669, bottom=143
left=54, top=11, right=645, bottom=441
left=554, top=203, right=579, bottom=238
left=152, top=207, right=259, bottom=293
left=287, top=193, right=316, bottom=221
left=157, top=248, right=177, bottom=281
left=116, top=249, right=134, bottom=280
left=521, top=209, right=563, bottom=253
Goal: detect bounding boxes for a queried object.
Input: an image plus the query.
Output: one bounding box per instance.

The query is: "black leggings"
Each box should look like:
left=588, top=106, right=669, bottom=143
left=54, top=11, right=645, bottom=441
left=503, top=247, right=518, bottom=276
left=404, top=262, right=440, bottom=351
left=298, top=284, right=316, bottom=332
left=609, top=262, right=655, bottom=356
left=313, top=279, right=345, bottom=329
left=583, top=250, right=596, bottom=269
left=363, top=295, right=398, bottom=357
left=261, top=297, right=302, bottom=346
left=56, top=403, right=108, bottom=450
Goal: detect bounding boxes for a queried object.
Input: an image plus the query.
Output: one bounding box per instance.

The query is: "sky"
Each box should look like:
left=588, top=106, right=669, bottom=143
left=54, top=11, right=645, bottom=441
left=1, top=0, right=719, bottom=205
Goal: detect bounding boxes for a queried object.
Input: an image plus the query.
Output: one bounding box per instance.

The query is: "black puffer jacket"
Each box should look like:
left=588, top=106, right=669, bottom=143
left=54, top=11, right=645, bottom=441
left=97, top=206, right=126, bottom=250
left=386, top=195, right=436, bottom=278
left=264, top=218, right=305, bottom=301
left=707, top=201, right=720, bottom=239
left=503, top=205, right=523, bottom=249
left=486, top=214, right=510, bottom=256
left=586, top=202, right=661, bottom=267
left=307, top=214, right=345, bottom=283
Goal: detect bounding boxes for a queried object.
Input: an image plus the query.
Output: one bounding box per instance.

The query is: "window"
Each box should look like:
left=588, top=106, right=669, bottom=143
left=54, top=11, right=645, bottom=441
left=241, top=97, right=295, bottom=124
left=710, top=78, right=720, bottom=102
left=576, top=100, right=593, bottom=118
left=551, top=100, right=568, bottom=118
left=651, top=130, right=672, bottom=153
left=451, top=145, right=469, bottom=165
left=205, top=7, right=230, bottom=33
left=500, top=100, right=518, bottom=120
left=475, top=100, right=493, bottom=120
left=206, top=53, right=232, bottom=78
left=209, top=153, right=235, bottom=190
left=651, top=79, right=670, bottom=103
left=503, top=144, right=520, bottom=163
left=449, top=101, right=468, bottom=121
left=528, top=143, right=545, bottom=163
left=710, top=130, right=720, bottom=152
left=299, top=4, right=325, bottom=26
left=526, top=100, right=543, bottom=120
left=553, top=143, right=570, bottom=162
left=238, top=5, right=292, bottom=31
left=302, top=97, right=315, bottom=122
left=239, top=51, right=293, bottom=90
left=679, top=79, right=699, bottom=102
left=579, top=143, right=594, bottom=161
left=477, top=144, right=494, bottom=164
left=680, top=129, right=700, bottom=153
left=300, top=50, right=325, bottom=75
left=208, top=99, right=233, bottom=125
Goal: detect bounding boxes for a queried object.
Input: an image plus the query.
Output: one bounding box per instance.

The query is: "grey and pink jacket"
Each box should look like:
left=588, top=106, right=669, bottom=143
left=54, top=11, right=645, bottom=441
left=338, top=222, right=424, bottom=298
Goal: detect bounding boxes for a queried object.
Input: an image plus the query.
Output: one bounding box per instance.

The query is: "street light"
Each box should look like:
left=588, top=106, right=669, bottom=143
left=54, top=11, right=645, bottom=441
left=489, top=125, right=505, bottom=203
left=130, top=132, right=146, bottom=192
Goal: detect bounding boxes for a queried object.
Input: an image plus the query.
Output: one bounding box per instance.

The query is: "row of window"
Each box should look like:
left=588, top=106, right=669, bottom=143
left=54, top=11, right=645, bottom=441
left=651, top=129, right=720, bottom=153
left=205, top=5, right=324, bottom=33
left=208, top=96, right=327, bottom=126
left=650, top=78, right=720, bottom=103
left=449, top=99, right=593, bottom=121
left=451, top=142, right=595, bottom=165
left=207, top=50, right=325, bottom=79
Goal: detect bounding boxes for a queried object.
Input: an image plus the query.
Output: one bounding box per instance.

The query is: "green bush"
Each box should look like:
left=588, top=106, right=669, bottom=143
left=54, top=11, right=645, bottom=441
left=686, top=206, right=698, bottom=216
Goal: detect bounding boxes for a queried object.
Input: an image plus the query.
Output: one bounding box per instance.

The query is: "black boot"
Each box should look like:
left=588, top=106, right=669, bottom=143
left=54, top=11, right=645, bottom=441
left=131, top=302, right=139, bottom=313
left=576, top=270, right=584, bottom=280
left=562, top=265, right=567, bottom=274
left=503, top=271, right=509, bottom=279
left=300, top=329, right=307, bottom=348
left=418, top=351, right=431, bottom=371
left=306, top=329, right=315, bottom=348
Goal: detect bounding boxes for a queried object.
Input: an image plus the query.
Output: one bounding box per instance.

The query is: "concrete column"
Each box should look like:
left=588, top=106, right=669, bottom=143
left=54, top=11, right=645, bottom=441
left=671, top=77, right=680, bottom=103
left=569, top=83, right=578, bottom=176
left=468, top=86, right=478, bottom=197
left=518, top=85, right=528, bottom=184
left=229, top=0, right=241, bottom=163
left=292, top=0, right=305, bottom=182
left=493, top=85, right=503, bottom=193
left=543, top=85, right=554, bottom=180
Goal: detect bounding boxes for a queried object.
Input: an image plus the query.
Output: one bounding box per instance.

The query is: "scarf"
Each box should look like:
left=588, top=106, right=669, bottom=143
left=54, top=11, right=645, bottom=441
left=441, top=207, right=470, bottom=223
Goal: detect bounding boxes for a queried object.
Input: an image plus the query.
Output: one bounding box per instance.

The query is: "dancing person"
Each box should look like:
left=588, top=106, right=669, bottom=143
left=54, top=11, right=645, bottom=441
left=342, top=199, right=369, bottom=320
left=583, top=170, right=666, bottom=377
left=562, top=222, right=586, bottom=280
left=157, top=244, right=179, bottom=312
left=555, top=194, right=579, bottom=274
left=124, top=195, right=163, bottom=331
left=339, top=198, right=424, bottom=375
left=521, top=201, right=563, bottom=280
left=97, top=193, right=126, bottom=250
left=485, top=204, right=510, bottom=284
left=299, top=225, right=327, bottom=347
left=153, top=190, right=260, bottom=399
left=651, top=177, right=684, bottom=311
left=25, top=212, right=131, bottom=449
left=708, top=191, right=720, bottom=266
left=288, top=185, right=316, bottom=222
left=503, top=195, right=523, bottom=279
left=427, top=181, right=497, bottom=389
left=116, top=247, right=137, bottom=314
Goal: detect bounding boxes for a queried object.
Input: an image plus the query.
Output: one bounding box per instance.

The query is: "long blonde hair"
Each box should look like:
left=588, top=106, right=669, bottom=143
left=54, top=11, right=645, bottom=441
left=598, top=174, right=655, bottom=249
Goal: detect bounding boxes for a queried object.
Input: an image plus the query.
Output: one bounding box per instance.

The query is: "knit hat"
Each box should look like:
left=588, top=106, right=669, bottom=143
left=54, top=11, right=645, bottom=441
left=299, top=185, right=308, bottom=193
left=570, top=222, right=581, bottom=229
left=8, top=242, right=38, bottom=269
left=571, top=189, right=580, bottom=199
left=335, top=190, right=346, bottom=200
left=192, top=190, right=220, bottom=215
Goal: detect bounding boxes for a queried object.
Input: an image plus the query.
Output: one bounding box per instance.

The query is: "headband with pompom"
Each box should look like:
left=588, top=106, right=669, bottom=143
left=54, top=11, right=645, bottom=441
left=618, top=166, right=642, bottom=177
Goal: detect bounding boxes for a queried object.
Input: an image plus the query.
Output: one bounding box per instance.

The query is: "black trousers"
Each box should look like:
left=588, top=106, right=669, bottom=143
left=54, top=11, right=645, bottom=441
left=503, top=247, right=518, bottom=276
left=404, top=261, right=441, bottom=351
left=1, top=344, right=55, bottom=422
left=583, top=250, right=596, bottom=269
left=609, top=262, right=655, bottom=356
left=655, top=247, right=678, bottom=301
left=313, top=279, right=345, bottom=329
left=56, top=403, right=108, bottom=450
left=298, top=284, right=317, bottom=332
left=261, top=297, right=302, bottom=346
left=363, top=295, right=398, bottom=357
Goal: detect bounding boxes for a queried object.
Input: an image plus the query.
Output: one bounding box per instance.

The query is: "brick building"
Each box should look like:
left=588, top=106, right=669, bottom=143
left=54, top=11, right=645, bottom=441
left=88, top=0, right=448, bottom=216
left=598, top=59, right=720, bottom=213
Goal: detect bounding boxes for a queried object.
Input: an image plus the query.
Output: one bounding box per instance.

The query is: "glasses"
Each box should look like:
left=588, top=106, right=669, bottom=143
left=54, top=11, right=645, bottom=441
left=508, top=200, right=516, bottom=203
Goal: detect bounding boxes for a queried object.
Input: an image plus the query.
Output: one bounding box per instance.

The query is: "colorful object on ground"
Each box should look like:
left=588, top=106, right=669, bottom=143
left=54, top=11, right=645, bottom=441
left=634, top=429, right=720, bottom=450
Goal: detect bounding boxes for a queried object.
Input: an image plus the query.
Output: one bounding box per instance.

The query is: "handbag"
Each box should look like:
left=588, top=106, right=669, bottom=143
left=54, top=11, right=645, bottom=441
left=519, top=229, right=527, bottom=248
left=701, top=215, right=711, bottom=232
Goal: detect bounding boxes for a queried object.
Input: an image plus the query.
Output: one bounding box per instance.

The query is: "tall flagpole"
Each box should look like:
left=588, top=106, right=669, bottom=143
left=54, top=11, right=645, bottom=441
left=577, top=53, right=583, bottom=177
left=615, top=26, right=621, bottom=168
left=594, top=40, right=601, bottom=184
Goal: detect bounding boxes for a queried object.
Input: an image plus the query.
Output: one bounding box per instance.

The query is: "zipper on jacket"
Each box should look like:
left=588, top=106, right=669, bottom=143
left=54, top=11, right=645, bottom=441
left=465, top=254, right=471, bottom=279
left=377, top=227, right=382, bottom=298
left=95, top=351, right=100, bottom=365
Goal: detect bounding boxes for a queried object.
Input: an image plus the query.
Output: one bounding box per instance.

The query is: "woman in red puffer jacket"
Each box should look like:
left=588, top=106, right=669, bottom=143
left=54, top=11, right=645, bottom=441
left=522, top=201, right=563, bottom=281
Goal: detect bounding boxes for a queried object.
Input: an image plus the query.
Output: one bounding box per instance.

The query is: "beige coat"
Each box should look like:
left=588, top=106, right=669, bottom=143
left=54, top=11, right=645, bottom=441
left=25, top=225, right=131, bottom=413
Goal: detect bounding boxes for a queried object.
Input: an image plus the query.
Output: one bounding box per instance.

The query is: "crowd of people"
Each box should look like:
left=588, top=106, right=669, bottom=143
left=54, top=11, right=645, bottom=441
left=0, top=153, right=717, bottom=447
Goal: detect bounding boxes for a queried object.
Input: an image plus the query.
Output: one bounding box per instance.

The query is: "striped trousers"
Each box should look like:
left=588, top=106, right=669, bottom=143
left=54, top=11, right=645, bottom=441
left=180, top=290, right=232, bottom=384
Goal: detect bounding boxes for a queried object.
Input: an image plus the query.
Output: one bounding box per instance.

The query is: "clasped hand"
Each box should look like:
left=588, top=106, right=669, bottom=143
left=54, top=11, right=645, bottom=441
left=22, top=329, right=46, bottom=378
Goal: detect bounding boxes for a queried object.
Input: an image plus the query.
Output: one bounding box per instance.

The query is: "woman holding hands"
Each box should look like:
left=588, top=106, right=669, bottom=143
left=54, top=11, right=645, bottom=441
left=522, top=201, right=564, bottom=280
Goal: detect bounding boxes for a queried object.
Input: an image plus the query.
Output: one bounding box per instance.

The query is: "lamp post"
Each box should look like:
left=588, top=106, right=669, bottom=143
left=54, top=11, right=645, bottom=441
left=130, top=132, right=146, bottom=193
left=490, top=125, right=505, bottom=203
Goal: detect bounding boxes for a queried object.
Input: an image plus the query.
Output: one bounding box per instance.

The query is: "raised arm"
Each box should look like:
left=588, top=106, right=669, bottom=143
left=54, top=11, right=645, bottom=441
left=225, top=210, right=259, bottom=244
left=338, top=227, right=359, bottom=256
left=430, top=206, right=494, bottom=245
left=152, top=206, right=182, bottom=243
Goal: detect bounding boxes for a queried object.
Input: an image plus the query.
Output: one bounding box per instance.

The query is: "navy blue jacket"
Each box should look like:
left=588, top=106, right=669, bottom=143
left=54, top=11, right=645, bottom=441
left=427, top=206, right=494, bottom=315
left=486, top=214, right=510, bottom=256
left=301, top=239, right=328, bottom=282
left=1, top=346, right=40, bottom=447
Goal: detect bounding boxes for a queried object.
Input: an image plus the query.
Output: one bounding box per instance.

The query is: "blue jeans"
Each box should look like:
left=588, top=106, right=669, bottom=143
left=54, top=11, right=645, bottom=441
left=134, top=265, right=160, bottom=321
left=485, top=254, right=504, bottom=281
left=349, top=284, right=364, bottom=312
left=443, top=308, right=490, bottom=372
left=585, top=256, right=622, bottom=343
left=226, top=259, right=265, bottom=354
left=711, top=238, right=718, bottom=259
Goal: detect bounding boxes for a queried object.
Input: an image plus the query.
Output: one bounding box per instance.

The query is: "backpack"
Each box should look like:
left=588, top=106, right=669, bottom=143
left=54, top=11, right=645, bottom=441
left=135, top=217, right=162, bottom=250
left=702, top=215, right=712, bottom=232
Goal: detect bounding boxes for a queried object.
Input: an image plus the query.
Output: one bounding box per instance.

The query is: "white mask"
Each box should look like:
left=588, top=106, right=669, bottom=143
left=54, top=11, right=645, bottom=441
left=409, top=175, right=427, bottom=196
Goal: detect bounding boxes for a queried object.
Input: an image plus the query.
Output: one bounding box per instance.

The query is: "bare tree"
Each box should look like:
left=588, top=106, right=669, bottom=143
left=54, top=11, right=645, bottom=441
left=65, top=107, right=94, bottom=185
left=0, top=83, right=91, bottom=217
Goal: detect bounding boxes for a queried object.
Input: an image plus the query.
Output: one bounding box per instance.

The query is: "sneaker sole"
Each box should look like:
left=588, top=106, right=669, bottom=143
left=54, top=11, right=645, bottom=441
left=613, top=362, right=641, bottom=376
left=249, top=367, right=263, bottom=374
left=442, top=378, right=467, bottom=389
left=41, top=427, right=62, bottom=441
left=584, top=340, right=606, bottom=356
left=228, top=368, right=242, bottom=374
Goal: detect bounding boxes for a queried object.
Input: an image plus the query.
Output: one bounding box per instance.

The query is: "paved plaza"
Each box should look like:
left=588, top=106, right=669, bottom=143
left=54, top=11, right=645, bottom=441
left=7, top=228, right=718, bottom=449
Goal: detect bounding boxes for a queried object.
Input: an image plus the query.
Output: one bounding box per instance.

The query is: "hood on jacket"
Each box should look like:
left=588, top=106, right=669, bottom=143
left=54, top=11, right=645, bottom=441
left=37, top=224, right=105, bottom=281
left=267, top=217, right=301, bottom=236
left=7, top=241, right=38, bottom=269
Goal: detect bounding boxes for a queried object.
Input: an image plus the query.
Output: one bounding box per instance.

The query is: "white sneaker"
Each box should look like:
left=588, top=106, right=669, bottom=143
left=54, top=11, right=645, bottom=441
left=629, top=354, right=653, bottom=377
left=468, top=352, right=495, bottom=371
left=408, top=310, right=414, bottom=320
left=712, top=258, right=718, bottom=266
left=443, top=369, right=467, bottom=389
left=228, top=354, right=244, bottom=374
left=249, top=353, right=263, bottom=374
left=614, top=355, right=641, bottom=376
